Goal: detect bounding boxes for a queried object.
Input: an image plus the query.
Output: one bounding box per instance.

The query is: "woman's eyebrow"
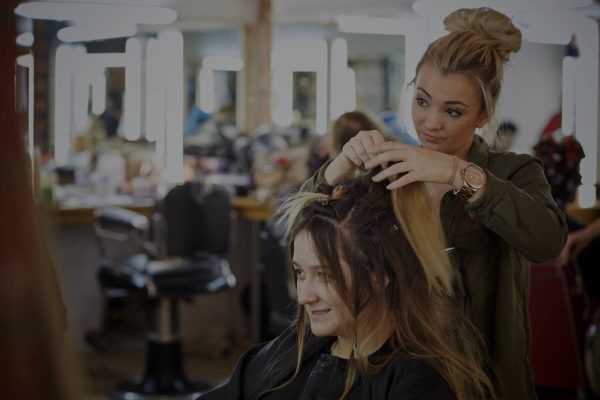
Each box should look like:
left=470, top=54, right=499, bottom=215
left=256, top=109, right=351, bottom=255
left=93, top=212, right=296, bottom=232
left=416, top=86, right=431, bottom=98
left=416, top=87, right=468, bottom=107
left=445, top=100, right=468, bottom=107
left=291, top=261, right=323, bottom=270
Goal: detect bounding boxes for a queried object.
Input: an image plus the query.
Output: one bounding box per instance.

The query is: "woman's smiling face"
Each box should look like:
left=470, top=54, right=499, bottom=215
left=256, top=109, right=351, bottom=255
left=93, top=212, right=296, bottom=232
left=411, top=61, right=489, bottom=158
left=293, top=230, right=349, bottom=337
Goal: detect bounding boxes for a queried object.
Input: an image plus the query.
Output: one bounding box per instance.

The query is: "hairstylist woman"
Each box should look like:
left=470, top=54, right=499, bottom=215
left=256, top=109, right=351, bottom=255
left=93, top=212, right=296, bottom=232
left=301, top=7, right=567, bottom=400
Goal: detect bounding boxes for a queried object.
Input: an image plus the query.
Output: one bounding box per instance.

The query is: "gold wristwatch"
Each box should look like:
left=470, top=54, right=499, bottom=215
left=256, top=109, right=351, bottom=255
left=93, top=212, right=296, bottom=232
left=453, top=163, right=487, bottom=201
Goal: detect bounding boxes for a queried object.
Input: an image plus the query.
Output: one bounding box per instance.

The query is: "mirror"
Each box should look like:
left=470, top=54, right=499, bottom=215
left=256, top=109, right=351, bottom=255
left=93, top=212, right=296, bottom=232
left=344, top=33, right=405, bottom=114
left=183, top=29, right=242, bottom=135
left=272, top=24, right=408, bottom=135
left=292, top=71, right=317, bottom=128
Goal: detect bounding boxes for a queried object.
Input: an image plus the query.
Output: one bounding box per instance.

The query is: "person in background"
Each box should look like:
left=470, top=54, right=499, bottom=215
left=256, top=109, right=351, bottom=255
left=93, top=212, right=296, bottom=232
left=184, top=104, right=211, bottom=136
left=533, top=135, right=588, bottom=265
left=532, top=135, right=584, bottom=212
left=559, top=217, right=600, bottom=267
left=100, top=90, right=123, bottom=138
left=379, top=109, right=420, bottom=146
left=533, top=130, right=600, bottom=304
left=494, top=120, right=517, bottom=151
left=301, top=7, right=567, bottom=400
left=201, top=170, right=494, bottom=400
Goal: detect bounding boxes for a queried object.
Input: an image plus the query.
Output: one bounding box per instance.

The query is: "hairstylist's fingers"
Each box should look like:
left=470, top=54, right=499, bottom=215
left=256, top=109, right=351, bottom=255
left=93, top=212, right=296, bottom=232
left=365, top=149, right=408, bottom=170
left=352, top=131, right=379, bottom=165
left=356, top=130, right=386, bottom=156
left=341, top=142, right=364, bottom=167
left=386, top=172, right=416, bottom=190
left=371, top=141, right=409, bottom=154
left=371, top=160, right=411, bottom=182
left=368, top=130, right=386, bottom=148
left=348, top=140, right=371, bottom=165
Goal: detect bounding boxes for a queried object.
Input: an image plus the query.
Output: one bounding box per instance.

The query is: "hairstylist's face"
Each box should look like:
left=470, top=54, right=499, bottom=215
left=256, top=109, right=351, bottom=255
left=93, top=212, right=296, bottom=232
left=293, top=230, right=348, bottom=337
left=411, top=62, right=488, bottom=158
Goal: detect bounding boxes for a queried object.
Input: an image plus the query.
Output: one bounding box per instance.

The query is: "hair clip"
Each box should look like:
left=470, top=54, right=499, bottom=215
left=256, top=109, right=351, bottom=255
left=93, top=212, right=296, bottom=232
left=390, top=224, right=399, bottom=233
left=331, top=185, right=345, bottom=199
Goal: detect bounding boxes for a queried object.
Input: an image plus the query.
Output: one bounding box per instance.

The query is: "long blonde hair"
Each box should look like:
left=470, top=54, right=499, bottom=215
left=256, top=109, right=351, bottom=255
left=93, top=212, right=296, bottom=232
left=415, top=7, right=522, bottom=145
left=263, top=170, right=494, bottom=400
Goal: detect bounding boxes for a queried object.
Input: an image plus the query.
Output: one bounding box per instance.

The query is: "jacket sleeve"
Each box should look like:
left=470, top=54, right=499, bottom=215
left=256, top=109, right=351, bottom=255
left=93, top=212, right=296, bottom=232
left=299, top=159, right=334, bottom=193
left=465, top=155, right=567, bottom=262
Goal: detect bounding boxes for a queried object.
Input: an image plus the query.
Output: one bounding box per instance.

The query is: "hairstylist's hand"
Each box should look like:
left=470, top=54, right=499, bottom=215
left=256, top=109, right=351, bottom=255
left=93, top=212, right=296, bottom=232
left=324, top=130, right=386, bottom=184
left=365, top=142, right=456, bottom=189
left=342, top=130, right=386, bottom=168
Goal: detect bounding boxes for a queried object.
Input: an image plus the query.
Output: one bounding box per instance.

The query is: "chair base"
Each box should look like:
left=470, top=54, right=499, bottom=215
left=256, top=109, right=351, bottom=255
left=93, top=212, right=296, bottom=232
left=108, top=380, right=210, bottom=400
left=108, top=340, right=213, bottom=400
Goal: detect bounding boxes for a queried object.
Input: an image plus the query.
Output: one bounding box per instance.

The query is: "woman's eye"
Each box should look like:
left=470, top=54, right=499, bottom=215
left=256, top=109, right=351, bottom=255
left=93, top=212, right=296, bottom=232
left=294, top=269, right=305, bottom=280
left=415, top=97, right=428, bottom=107
left=447, top=108, right=462, bottom=118
left=317, top=272, right=329, bottom=282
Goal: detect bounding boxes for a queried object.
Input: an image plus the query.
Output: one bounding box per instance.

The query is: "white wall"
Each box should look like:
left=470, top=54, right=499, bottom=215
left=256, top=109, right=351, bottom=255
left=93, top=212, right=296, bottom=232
left=496, top=41, right=564, bottom=155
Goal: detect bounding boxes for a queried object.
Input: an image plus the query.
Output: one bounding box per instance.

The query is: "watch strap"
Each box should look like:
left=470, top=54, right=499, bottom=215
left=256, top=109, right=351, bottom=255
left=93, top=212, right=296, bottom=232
left=453, top=163, right=485, bottom=201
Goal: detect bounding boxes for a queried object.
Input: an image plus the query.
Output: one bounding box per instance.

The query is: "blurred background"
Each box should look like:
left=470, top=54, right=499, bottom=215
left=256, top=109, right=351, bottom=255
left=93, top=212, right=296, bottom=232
left=7, top=0, right=600, bottom=399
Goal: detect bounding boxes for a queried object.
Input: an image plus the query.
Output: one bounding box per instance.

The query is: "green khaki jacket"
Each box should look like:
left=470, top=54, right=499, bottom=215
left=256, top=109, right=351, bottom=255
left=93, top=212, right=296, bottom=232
left=300, top=135, right=568, bottom=400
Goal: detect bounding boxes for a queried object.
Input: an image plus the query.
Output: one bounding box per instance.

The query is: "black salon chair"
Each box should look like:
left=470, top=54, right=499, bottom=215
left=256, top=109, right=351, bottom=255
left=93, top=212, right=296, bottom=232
left=93, top=181, right=236, bottom=400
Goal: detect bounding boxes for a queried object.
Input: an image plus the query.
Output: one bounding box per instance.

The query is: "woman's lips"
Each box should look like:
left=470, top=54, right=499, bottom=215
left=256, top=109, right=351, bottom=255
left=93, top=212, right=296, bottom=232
left=421, top=133, right=442, bottom=144
left=309, top=309, right=331, bottom=319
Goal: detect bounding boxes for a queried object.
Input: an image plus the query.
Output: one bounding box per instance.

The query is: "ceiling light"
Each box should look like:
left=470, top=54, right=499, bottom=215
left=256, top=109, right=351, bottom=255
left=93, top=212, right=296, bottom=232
left=411, top=0, right=592, bottom=18
left=15, top=2, right=177, bottom=25
left=16, top=54, right=33, bottom=68
left=16, top=32, right=34, bottom=47
left=336, top=15, right=415, bottom=35
left=57, top=24, right=137, bottom=42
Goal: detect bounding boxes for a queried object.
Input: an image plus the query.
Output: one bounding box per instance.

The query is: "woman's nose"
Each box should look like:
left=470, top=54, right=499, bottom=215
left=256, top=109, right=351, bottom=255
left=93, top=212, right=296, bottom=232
left=297, top=280, right=318, bottom=305
left=424, top=111, right=442, bottom=130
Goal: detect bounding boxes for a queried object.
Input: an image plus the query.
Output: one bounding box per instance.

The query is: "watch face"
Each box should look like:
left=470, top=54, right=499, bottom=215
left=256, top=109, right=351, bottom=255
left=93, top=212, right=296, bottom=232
left=465, top=167, right=486, bottom=188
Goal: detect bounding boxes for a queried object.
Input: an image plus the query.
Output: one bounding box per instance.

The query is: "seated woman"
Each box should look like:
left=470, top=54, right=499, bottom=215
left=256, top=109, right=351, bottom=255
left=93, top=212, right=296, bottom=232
left=201, top=171, right=493, bottom=399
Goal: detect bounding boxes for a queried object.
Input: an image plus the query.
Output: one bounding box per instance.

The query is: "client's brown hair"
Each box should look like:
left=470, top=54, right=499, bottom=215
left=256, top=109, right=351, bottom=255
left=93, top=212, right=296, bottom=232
left=266, top=171, right=494, bottom=399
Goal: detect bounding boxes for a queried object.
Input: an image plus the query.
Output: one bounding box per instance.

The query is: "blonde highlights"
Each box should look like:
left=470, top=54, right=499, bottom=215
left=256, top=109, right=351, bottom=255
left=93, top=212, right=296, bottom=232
left=391, top=181, right=453, bottom=294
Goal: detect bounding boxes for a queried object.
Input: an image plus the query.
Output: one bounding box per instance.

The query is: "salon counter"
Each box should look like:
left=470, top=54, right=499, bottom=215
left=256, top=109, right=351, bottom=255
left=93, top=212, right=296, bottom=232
left=46, top=195, right=273, bottom=225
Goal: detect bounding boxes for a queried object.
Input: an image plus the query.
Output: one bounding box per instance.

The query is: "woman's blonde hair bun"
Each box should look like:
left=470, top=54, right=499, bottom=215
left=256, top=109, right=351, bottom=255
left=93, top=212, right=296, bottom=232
left=444, top=7, right=522, bottom=60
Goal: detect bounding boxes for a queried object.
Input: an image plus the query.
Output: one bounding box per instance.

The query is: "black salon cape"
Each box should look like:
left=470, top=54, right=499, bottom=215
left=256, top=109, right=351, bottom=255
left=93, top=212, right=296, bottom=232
left=199, top=326, right=455, bottom=399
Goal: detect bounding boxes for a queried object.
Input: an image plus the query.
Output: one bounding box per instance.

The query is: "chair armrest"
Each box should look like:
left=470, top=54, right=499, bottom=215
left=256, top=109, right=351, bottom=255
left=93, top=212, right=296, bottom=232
left=93, top=206, right=149, bottom=242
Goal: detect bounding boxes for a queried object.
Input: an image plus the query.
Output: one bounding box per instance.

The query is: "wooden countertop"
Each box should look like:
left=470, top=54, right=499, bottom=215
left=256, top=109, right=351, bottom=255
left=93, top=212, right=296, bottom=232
left=47, top=196, right=273, bottom=225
